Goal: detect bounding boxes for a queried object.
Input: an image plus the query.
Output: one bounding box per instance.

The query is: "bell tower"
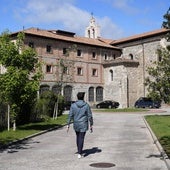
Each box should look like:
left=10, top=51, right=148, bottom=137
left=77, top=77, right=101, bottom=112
left=85, top=13, right=100, bottom=39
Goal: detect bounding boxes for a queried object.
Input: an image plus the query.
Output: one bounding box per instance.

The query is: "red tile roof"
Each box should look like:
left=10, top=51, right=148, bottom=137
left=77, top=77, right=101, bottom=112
left=111, top=28, right=169, bottom=45
left=11, top=27, right=121, bottom=50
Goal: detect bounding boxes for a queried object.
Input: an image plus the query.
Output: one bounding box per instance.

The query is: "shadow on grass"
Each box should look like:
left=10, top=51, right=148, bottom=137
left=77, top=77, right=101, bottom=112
left=160, top=136, right=170, bottom=158
left=18, top=124, right=63, bottom=131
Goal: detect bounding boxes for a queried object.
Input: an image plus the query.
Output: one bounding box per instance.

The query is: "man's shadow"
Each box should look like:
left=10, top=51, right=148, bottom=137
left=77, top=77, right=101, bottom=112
left=82, top=147, right=102, bottom=157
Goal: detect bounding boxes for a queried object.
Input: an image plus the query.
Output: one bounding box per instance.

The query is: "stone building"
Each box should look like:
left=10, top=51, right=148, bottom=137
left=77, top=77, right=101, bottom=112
left=110, top=29, right=169, bottom=107
left=10, top=16, right=169, bottom=108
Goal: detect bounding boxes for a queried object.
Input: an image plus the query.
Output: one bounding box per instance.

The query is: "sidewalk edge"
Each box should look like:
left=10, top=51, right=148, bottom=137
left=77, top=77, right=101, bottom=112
left=143, top=116, right=170, bottom=170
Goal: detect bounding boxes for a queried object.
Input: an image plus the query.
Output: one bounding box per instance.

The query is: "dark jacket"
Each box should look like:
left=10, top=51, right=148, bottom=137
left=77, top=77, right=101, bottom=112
left=67, top=100, right=93, bottom=132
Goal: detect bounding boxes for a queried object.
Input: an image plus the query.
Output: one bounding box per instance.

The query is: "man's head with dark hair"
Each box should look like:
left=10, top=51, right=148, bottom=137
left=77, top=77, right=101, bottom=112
left=77, top=92, right=85, bottom=100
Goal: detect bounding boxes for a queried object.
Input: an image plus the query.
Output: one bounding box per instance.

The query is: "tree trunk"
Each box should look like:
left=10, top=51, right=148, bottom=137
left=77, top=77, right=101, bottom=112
left=13, top=120, right=16, bottom=131
left=7, top=104, right=10, bottom=131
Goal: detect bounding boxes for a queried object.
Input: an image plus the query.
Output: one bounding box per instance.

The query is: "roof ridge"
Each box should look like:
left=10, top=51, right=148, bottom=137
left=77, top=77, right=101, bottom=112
left=11, top=27, right=121, bottom=50
left=111, top=28, right=169, bottom=44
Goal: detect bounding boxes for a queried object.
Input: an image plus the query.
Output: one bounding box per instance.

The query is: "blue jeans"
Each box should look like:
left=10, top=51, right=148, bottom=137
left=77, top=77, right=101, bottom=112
left=76, top=131, right=86, bottom=154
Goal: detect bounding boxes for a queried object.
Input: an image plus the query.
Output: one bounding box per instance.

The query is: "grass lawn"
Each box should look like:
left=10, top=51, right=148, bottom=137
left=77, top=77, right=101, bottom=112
left=145, top=115, right=170, bottom=158
left=93, top=107, right=147, bottom=112
left=0, top=114, right=68, bottom=146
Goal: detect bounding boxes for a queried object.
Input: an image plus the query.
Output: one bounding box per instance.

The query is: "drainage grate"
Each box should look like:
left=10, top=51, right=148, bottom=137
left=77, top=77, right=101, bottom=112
left=89, top=162, right=116, bottom=168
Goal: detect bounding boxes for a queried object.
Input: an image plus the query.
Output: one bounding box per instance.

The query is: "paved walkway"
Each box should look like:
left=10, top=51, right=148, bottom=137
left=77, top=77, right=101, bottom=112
left=0, top=110, right=169, bottom=170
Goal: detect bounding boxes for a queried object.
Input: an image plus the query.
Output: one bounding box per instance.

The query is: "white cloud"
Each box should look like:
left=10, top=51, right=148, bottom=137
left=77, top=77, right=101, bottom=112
left=16, top=0, right=90, bottom=33
left=15, top=0, right=124, bottom=39
left=98, top=17, right=124, bottom=39
left=103, top=0, right=139, bottom=15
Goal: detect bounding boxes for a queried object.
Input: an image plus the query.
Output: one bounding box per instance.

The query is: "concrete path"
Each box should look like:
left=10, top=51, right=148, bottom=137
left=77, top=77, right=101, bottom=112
left=0, top=111, right=169, bottom=170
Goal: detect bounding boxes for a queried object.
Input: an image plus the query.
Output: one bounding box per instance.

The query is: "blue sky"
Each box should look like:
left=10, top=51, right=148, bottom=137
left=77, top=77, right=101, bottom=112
left=0, top=0, right=169, bottom=39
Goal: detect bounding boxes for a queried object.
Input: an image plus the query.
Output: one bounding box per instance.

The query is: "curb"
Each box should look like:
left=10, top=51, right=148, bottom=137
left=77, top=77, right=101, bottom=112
left=0, top=124, right=67, bottom=150
left=143, top=116, right=170, bottom=170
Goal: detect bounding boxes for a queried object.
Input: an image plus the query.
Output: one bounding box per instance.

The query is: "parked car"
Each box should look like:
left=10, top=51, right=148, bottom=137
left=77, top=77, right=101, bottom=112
left=64, top=101, right=75, bottom=110
left=134, top=97, right=161, bottom=108
left=96, top=100, right=119, bottom=109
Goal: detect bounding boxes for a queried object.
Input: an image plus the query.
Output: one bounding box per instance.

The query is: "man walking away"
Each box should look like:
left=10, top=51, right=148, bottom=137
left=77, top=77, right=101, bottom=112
left=67, top=92, right=93, bottom=159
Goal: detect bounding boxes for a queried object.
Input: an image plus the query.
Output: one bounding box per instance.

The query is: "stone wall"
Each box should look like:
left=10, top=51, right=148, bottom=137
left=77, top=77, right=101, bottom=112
left=117, top=40, right=161, bottom=107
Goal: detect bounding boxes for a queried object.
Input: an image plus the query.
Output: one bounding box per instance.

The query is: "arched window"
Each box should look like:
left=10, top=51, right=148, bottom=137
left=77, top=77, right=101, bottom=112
left=88, top=30, right=90, bottom=38
left=92, top=29, right=95, bottom=38
left=104, top=53, right=108, bottom=60
left=96, top=86, right=103, bottom=102
left=63, top=85, right=72, bottom=101
left=39, top=84, right=50, bottom=95
left=52, top=85, right=61, bottom=95
left=88, top=87, right=94, bottom=102
left=110, top=69, right=113, bottom=81
left=129, top=53, right=133, bottom=60
left=113, top=54, right=116, bottom=60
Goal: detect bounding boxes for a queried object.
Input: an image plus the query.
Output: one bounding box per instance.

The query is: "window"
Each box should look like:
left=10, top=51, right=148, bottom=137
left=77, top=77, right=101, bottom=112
left=63, top=67, right=69, bottom=74
left=63, top=48, right=67, bottom=55
left=157, top=48, right=162, bottom=62
left=63, top=85, right=72, bottom=101
left=28, top=42, right=34, bottom=48
left=89, top=87, right=94, bottom=102
left=77, top=67, right=83, bottom=75
left=96, top=86, right=103, bottom=101
left=88, top=30, right=90, bottom=38
left=112, top=54, right=116, bottom=60
left=46, top=65, right=52, bottom=73
left=129, top=54, right=133, bottom=60
left=52, top=85, right=61, bottom=95
left=40, top=84, right=50, bottom=95
left=92, top=68, right=97, bottom=76
left=46, top=45, right=52, bottom=53
left=104, top=53, right=108, bottom=60
left=92, top=52, right=96, bottom=59
left=158, top=55, right=162, bottom=62
left=158, top=53, right=162, bottom=62
left=92, top=29, right=95, bottom=38
left=110, top=70, right=113, bottom=81
left=77, top=49, right=82, bottom=57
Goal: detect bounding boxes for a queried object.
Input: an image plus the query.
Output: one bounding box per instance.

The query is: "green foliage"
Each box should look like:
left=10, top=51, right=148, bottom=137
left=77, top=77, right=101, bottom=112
left=37, top=91, right=56, bottom=119
left=145, top=46, right=170, bottom=103
left=33, top=91, right=65, bottom=121
left=162, top=7, right=170, bottom=41
left=145, top=45, right=170, bottom=103
left=0, top=94, right=8, bottom=130
left=145, top=7, right=170, bottom=103
left=0, top=31, right=42, bottom=124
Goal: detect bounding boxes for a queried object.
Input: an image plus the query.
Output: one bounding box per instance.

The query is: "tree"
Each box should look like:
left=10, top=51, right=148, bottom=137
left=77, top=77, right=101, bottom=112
left=145, top=8, right=170, bottom=103
left=0, top=31, right=42, bottom=127
left=162, top=7, right=170, bottom=41
left=52, top=45, right=76, bottom=119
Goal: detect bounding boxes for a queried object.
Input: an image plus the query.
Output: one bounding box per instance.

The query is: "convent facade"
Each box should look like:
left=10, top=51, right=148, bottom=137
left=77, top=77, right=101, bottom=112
left=9, top=16, right=169, bottom=108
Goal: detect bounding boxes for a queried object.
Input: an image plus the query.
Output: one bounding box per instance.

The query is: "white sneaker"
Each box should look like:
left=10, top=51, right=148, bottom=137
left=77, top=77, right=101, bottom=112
left=78, top=154, right=81, bottom=159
